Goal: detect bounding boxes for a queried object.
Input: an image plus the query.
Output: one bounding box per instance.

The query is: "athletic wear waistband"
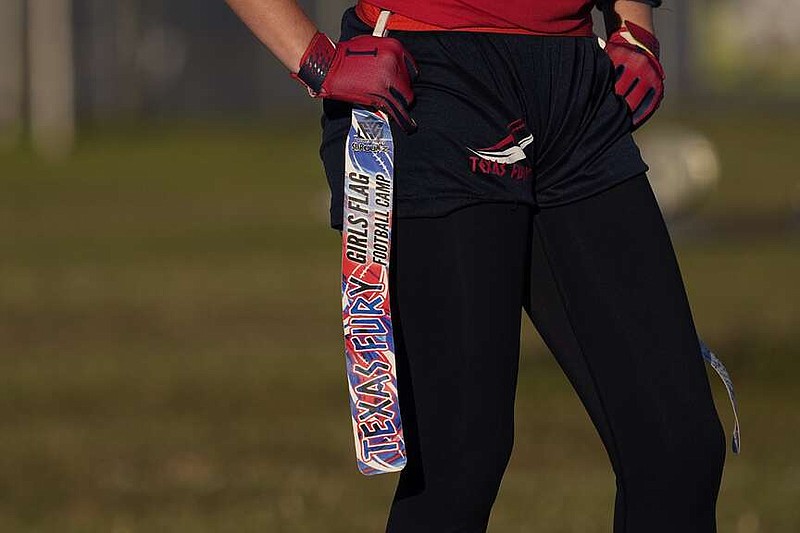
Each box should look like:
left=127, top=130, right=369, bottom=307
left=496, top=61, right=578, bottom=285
left=356, top=1, right=595, bottom=36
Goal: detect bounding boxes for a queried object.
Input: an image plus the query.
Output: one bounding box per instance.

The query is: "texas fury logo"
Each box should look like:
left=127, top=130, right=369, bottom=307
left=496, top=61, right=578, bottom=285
left=467, top=119, right=533, bottom=181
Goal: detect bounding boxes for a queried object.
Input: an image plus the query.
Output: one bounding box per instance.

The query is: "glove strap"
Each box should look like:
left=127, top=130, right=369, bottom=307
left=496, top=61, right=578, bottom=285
left=294, top=32, right=336, bottom=96
left=619, top=20, right=661, bottom=59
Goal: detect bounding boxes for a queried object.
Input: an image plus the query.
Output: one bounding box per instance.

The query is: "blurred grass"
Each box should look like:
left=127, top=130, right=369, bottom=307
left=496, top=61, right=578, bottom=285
left=0, top=114, right=798, bottom=532
left=666, top=113, right=800, bottom=217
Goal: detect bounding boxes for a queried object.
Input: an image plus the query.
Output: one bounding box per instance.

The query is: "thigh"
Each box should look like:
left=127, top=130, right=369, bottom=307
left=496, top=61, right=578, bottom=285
left=388, top=202, right=529, bottom=530
left=524, top=225, right=618, bottom=466
left=525, top=175, right=724, bottom=503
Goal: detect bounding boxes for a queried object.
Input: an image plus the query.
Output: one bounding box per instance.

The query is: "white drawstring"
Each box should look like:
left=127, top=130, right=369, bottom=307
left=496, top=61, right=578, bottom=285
left=373, top=10, right=391, bottom=37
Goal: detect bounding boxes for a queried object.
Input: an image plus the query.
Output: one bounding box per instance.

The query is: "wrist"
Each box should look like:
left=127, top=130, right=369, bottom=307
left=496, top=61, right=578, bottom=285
left=598, top=0, right=662, bottom=8
left=603, top=1, right=655, bottom=35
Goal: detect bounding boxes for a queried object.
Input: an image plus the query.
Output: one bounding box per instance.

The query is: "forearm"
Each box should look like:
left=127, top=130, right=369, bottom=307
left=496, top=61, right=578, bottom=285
left=225, top=0, right=317, bottom=72
left=602, top=1, right=655, bottom=35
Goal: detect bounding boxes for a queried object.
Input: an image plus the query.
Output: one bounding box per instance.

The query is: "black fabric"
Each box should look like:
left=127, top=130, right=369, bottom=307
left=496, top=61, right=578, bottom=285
left=386, top=175, right=725, bottom=532
left=320, top=8, right=648, bottom=230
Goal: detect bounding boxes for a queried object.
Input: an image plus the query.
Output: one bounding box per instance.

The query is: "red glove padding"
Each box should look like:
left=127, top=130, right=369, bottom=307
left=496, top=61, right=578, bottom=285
left=294, top=32, right=419, bottom=132
left=604, top=21, right=665, bottom=129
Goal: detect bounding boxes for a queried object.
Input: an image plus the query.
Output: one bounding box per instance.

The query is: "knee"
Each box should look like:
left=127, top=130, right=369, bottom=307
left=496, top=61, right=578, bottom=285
left=688, top=414, right=727, bottom=486
left=472, top=425, right=515, bottom=487
left=658, top=410, right=727, bottom=497
left=388, top=432, right=513, bottom=532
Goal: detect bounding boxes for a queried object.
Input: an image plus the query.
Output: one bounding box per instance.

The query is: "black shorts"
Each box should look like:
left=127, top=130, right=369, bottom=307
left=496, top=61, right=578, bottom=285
left=320, top=8, right=648, bottom=229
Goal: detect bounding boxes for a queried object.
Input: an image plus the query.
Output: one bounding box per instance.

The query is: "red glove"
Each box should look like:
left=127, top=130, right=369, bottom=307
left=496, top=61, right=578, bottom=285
left=294, top=32, right=419, bottom=132
left=604, top=21, right=665, bottom=129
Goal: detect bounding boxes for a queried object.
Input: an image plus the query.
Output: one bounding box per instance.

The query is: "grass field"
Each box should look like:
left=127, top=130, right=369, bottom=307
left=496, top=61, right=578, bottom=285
left=1, top=114, right=798, bottom=532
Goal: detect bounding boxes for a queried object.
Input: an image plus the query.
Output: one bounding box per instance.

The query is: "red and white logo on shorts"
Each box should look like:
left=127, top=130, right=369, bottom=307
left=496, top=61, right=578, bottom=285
left=468, top=119, right=533, bottom=181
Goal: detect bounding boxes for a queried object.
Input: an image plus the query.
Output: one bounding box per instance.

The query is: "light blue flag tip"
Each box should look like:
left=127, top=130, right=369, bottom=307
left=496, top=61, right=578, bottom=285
left=699, top=339, right=741, bottom=454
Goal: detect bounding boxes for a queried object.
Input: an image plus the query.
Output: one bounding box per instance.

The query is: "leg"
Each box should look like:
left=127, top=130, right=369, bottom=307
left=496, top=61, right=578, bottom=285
left=387, top=203, right=529, bottom=533
left=524, top=175, right=726, bottom=532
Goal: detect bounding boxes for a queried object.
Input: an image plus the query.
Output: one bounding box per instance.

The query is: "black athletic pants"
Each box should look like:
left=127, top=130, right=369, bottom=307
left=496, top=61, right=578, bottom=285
left=386, top=174, right=726, bottom=532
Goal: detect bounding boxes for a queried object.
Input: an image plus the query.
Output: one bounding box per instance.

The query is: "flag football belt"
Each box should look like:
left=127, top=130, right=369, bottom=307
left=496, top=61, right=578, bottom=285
left=356, top=1, right=594, bottom=36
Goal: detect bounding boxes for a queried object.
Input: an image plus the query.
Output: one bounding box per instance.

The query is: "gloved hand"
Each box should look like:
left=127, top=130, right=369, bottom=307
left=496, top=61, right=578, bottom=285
left=603, top=21, right=665, bottom=129
left=294, top=32, right=419, bottom=132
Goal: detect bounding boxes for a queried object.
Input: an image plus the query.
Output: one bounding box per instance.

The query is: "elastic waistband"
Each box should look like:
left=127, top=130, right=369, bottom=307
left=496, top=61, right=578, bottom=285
left=356, top=1, right=594, bottom=37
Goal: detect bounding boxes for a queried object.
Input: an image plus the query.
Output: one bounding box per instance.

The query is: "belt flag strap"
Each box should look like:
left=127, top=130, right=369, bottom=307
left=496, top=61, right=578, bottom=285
left=340, top=8, right=405, bottom=477
left=341, top=108, right=405, bottom=475
left=700, top=340, right=741, bottom=454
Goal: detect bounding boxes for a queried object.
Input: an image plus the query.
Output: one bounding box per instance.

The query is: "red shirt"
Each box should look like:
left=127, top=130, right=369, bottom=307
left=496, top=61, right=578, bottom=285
left=359, top=0, right=596, bottom=36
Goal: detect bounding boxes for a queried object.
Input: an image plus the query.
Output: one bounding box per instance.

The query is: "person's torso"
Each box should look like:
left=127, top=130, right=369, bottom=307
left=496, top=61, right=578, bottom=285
left=361, top=0, right=596, bottom=35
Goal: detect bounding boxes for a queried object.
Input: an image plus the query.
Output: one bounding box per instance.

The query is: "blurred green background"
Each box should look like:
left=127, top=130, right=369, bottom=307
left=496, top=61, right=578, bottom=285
left=2, top=112, right=798, bottom=532
left=2, top=0, right=800, bottom=532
